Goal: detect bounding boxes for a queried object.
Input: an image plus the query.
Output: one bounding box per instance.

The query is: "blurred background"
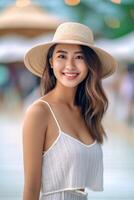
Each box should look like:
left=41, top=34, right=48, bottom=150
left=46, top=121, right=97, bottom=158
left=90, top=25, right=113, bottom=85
left=0, top=0, right=134, bottom=199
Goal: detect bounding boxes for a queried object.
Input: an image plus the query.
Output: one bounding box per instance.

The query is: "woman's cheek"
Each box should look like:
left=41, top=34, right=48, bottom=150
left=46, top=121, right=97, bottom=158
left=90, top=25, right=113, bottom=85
left=54, top=59, right=64, bottom=66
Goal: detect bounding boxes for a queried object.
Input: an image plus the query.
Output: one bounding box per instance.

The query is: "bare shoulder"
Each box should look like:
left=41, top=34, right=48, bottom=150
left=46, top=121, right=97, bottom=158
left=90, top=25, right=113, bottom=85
left=23, top=98, right=50, bottom=126
left=22, top=99, right=50, bottom=152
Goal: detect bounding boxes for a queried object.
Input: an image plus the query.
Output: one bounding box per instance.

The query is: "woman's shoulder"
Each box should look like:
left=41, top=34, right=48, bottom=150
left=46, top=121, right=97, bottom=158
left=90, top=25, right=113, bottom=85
left=23, top=97, right=51, bottom=126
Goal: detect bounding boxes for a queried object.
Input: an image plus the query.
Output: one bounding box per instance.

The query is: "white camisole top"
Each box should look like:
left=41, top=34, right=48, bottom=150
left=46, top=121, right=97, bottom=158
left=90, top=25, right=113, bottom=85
left=38, top=100, right=104, bottom=197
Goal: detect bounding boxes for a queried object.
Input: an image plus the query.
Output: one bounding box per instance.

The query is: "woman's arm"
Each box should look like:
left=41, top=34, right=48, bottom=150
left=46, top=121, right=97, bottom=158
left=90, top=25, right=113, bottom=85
left=22, top=102, right=49, bottom=200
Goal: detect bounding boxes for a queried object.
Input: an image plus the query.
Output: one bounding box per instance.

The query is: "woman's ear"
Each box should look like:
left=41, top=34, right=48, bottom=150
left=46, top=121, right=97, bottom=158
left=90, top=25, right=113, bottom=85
left=49, top=58, right=53, bottom=68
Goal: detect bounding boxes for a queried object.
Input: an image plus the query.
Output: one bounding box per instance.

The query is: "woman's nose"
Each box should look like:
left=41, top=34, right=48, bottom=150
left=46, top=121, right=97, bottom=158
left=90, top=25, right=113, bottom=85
left=66, top=57, right=75, bottom=68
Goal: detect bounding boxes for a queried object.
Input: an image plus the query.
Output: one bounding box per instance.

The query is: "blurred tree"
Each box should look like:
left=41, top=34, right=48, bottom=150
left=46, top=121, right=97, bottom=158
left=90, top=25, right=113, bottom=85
left=0, top=0, right=134, bottom=39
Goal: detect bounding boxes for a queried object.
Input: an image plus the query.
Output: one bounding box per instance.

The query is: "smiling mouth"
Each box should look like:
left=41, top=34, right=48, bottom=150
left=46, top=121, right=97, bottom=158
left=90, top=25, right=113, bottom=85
left=62, top=73, right=79, bottom=77
left=62, top=72, right=80, bottom=80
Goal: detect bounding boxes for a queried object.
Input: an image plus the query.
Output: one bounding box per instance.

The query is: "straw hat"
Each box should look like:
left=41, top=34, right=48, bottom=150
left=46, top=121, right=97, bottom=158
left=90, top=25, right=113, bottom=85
left=24, top=22, right=118, bottom=79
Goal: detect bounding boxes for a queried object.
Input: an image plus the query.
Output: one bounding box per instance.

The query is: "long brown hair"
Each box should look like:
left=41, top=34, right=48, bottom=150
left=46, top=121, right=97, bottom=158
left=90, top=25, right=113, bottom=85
left=40, top=44, right=108, bottom=144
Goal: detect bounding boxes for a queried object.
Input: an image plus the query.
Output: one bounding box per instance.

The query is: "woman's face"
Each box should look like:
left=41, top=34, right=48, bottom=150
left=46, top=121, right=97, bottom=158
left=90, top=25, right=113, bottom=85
left=50, top=43, right=88, bottom=88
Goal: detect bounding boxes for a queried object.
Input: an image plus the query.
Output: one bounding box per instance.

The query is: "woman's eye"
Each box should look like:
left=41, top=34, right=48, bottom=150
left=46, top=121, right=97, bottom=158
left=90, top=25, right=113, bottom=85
left=76, top=55, right=84, bottom=59
left=58, top=54, right=66, bottom=59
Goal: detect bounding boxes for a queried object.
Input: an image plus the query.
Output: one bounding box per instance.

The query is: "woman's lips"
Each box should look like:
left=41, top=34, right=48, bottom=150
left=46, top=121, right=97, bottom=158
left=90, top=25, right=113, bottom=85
left=62, top=72, right=79, bottom=80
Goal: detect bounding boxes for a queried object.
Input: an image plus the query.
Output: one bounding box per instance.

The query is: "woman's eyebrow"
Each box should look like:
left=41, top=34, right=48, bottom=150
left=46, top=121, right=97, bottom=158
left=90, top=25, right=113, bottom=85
left=56, top=50, right=83, bottom=54
left=56, top=50, right=67, bottom=54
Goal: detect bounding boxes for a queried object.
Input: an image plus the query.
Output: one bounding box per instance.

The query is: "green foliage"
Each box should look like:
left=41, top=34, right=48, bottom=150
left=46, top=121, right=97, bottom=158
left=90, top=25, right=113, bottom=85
left=0, top=0, right=134, bottom=39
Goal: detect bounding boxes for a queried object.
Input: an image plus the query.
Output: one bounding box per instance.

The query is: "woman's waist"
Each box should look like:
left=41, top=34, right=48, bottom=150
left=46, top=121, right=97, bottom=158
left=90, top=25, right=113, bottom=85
left=40, top=187, right=88, bottom=196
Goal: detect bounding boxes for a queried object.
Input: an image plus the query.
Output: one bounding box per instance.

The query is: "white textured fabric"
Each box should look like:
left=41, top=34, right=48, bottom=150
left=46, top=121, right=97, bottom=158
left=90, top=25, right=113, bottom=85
left=40, top=189, right=88, bottom=200
left=38, top=100, right=104, bottom=199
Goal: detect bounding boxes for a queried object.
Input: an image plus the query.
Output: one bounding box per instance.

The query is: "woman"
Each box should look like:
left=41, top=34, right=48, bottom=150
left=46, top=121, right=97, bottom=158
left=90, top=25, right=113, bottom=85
left=22, top=22, right=118, bottom=200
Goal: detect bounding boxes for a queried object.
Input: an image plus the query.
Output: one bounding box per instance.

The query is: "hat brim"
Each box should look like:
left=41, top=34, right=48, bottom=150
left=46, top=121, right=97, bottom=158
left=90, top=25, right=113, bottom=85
left=24, top=40, right=118, bottom=79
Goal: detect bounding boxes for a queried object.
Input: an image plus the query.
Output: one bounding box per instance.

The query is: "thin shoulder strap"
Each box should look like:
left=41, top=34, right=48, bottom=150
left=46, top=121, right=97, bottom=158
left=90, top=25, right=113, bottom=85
left=39, top=100, right=61, bottom=132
